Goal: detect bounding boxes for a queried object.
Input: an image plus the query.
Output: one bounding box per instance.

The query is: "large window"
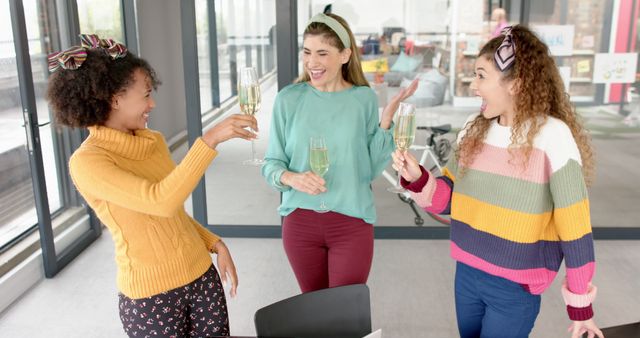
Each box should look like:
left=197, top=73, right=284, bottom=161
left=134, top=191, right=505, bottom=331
left=196, top=0, right=216, bottom=112
left=76, top=0, right=124, bottom=42
left=0, top=0, right=67, bottom=250
left=1, top=0, right=124, bottom=251
left=215, top=0, right=276, bottom=104
left=0, top=0, right=37, bottom=249
left=203, top=0, right=279, bottom=227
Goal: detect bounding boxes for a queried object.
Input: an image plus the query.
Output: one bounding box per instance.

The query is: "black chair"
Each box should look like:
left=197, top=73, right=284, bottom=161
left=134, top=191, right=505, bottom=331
left=254, top=284, right=372, bottom=338
left=582, top=321, right=640, bottom=338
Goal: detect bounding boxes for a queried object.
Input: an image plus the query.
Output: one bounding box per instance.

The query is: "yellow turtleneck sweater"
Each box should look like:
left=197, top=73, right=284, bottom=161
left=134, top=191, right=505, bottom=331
left=69, top=126, right=221, bottom=299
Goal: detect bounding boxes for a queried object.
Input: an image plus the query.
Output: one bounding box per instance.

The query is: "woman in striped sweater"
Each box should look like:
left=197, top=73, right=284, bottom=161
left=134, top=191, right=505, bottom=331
left=392, top=25, right=603, bottom=338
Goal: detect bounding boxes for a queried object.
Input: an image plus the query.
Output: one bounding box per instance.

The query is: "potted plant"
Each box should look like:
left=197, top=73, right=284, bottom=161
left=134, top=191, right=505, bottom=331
left=374, top=58, right=386, bottom=84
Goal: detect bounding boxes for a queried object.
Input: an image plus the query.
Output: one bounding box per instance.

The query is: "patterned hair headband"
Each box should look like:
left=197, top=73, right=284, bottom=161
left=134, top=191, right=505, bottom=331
left=307, top=13, right=351, bottom=48
left=47, top=34, right=128, bottom=72
left=494, top=26, right=515, bottom=71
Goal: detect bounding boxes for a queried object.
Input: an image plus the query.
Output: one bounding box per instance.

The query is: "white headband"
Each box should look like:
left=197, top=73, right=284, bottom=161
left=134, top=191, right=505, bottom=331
left=307, top=13, right=351, bottom=48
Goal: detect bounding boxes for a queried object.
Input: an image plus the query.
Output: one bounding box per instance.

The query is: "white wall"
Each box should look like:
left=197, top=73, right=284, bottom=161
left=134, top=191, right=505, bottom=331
left=136, top=0, right=188, bottom=141
left=305, top=0, right=454, bottom=35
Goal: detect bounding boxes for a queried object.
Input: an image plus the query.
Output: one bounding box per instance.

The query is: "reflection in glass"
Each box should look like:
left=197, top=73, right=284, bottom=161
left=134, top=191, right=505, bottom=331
left=0, top=1, right=37, bottom=249
left=196, top=0, right=214, bottom=112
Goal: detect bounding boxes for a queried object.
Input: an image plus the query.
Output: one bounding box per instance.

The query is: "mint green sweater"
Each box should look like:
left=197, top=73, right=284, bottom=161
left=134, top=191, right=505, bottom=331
left=261, top=82, right=395, bottom=224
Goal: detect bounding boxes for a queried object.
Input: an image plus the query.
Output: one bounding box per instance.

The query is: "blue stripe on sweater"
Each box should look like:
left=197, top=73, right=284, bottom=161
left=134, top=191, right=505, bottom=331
left=451, top=219, right=595, bottom=270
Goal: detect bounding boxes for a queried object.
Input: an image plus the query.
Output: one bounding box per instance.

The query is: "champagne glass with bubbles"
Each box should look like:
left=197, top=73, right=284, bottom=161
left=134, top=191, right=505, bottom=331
left=238, top=67, right=264, bottom=166
left=388, top=102, right=416, bottom=193
left=310, top=136, right=330, bottom=213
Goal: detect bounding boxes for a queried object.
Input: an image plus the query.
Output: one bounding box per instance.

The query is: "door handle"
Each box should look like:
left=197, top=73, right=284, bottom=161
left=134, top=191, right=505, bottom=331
left=21, top=121, right=50, bottom=127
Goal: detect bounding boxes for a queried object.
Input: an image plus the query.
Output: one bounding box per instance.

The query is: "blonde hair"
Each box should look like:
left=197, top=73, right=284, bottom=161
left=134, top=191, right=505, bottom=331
left=296, top=13, right=369, bottom=87
left=457, top=25, right=595, bottom=185
left=492, top=8, right=507, bottom=22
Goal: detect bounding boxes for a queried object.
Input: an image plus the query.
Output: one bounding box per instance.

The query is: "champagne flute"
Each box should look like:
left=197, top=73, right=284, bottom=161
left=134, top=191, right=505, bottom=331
left=388, top=102, right=417, bottom=193
left=309, top=136, right=330, bottom=213
left=238, top=67, right=264, bottom=166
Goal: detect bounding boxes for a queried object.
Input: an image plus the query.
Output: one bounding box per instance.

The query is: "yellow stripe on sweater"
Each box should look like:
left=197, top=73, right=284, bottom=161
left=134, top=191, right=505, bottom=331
left=443, top=167, right=456, bottom=182
left=453, top=193, right=591, bottom=243
left=552, top=199, right=592, bottom=241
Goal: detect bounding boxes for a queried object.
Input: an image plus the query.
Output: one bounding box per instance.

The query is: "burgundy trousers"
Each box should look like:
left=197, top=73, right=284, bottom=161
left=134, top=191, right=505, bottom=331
left=282, top=208, right=374, bottom=293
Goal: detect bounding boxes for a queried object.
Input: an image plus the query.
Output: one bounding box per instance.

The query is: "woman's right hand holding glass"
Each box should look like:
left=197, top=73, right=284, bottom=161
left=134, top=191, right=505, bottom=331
left=280, top=171, right=326, bottom=195
left=391, top=149, right=422, bottom=183
left=202, top=114, right=258, bottom=149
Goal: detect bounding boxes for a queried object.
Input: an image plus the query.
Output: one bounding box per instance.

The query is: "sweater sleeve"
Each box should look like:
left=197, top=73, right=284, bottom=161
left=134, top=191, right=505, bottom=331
left=262, top=93, right=292, bottom=192
left=403, top=113, right=472, bottom=214
left=69, top=137, right=217, bottom=218
left=188, top=216, right=221, bottom=253
left=547, top=123, right=596, bottom=320
left=367, top=98, right=395, bottom=179
left=402, top=156, right=457, bottom=215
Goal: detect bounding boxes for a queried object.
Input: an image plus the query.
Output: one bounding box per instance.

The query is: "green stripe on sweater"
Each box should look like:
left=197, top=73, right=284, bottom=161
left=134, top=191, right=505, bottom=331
left=456, top=169, right=553, bottom=214
left=550, top=159, right=588, bottom=209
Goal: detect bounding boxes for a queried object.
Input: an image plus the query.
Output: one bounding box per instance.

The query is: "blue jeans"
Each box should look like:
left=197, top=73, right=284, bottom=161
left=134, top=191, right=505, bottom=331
left=455, top=262, right=541, bottom=338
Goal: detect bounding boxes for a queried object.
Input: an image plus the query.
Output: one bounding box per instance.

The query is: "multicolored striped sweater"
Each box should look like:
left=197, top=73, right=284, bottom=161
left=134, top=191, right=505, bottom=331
left=404, top=116, right=597, bottom=320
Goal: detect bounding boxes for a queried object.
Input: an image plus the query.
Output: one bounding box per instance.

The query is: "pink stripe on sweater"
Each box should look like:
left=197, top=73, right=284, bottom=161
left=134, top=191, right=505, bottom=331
left=429, top=179, right=453, bottom=214
left=566, top=262, right=595, bottom=294
left=451, top=242, right=557, bottom=294
left=409, top=170, right=436, bottom=208
left=410, top=173, right=452, bottom=214
left=467, top=144, right=552, bottom=184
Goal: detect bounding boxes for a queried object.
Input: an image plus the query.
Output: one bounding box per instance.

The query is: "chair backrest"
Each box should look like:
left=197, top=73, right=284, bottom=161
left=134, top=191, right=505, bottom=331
left=254, top=284, right=372, bottom=338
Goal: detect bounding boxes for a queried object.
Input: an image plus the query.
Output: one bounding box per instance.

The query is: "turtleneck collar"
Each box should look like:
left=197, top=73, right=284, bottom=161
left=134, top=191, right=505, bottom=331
left=85, top=126, right=158, bottom=160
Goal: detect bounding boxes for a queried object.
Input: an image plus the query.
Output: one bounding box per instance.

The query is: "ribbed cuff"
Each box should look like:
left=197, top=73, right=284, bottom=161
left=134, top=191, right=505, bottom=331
left=567, top=304, right=594, bottom=321
left=196, top=225, right=221, bottom=253
left=272, top=168, right=291, bottom=192
left=401, top=165, right=429, bottom=192
left=381, top=121, right=395, bottom=132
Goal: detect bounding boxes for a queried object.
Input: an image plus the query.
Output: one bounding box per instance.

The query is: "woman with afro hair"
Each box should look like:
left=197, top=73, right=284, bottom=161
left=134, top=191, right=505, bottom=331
left=47, top=35, right=256, bottom=337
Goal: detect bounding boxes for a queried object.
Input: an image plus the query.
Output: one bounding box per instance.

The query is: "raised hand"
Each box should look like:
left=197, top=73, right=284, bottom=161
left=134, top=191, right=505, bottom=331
left=202, top=114, right=258, bottom=149
left=391, top=149, right=423, bottom=183
left=380, top=78, right=419, bottom=129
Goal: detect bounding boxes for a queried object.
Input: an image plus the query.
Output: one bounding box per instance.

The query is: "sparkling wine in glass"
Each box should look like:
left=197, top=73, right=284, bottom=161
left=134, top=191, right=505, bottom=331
left=310, top=136, right=330, bottom=213
left=388, top=102, right=416, bottom=193
left=238, top=67, right=264, bottom=166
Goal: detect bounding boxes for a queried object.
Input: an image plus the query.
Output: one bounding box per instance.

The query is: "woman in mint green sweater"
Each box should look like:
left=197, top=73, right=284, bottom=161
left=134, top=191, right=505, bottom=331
left=262, top=12, right=417, bottom=293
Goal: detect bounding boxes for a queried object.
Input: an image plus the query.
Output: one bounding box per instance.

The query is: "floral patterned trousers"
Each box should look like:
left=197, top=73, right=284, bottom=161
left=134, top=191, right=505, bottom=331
left=118, top=264, right=229, bottom=337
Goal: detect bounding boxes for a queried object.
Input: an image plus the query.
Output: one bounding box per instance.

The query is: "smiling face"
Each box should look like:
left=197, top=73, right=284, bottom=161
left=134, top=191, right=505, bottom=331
left=105, top=68, right=156, bottom=133
left=302, top=34, right=351, bottom=91
left=469, top=55, right=517, bottom=125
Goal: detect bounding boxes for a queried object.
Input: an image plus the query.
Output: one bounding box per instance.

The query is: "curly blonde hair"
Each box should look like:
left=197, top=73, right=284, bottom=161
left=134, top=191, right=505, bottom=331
left=457, top=25, right=595, bottom=185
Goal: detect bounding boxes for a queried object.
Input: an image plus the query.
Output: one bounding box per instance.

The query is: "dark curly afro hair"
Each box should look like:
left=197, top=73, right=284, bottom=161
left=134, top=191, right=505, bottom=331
left=46, top=49, right=160, bottom=128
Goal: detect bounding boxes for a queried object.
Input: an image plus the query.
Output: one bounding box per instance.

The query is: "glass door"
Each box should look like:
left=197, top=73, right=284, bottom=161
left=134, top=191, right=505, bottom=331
left=0, top=0, right=39, bottom=251
left=6, top=0, right=103, bottom=277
